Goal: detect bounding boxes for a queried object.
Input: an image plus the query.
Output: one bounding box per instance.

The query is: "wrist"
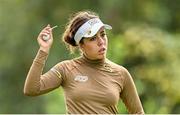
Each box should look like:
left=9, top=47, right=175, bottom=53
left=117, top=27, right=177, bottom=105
left=39, top=47, right=50, bottom=54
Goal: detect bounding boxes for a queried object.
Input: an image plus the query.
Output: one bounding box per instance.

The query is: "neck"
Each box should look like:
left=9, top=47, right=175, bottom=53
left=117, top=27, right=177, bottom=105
left=81, top=54, right=106, bottom=66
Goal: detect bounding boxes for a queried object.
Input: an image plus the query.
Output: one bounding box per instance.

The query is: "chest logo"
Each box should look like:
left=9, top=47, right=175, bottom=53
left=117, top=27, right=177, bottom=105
left=74, top=75, right=88, bottom=82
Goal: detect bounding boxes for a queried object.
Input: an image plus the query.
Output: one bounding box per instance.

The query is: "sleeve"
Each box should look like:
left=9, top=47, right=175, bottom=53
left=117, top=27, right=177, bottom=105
left=23, top=49, right=64, bottom=96
left=120, top=67, right=144, bottom=114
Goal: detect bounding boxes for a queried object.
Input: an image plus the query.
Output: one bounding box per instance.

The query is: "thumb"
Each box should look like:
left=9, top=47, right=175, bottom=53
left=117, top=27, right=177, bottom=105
left=47, top=24, right=51, bottom=27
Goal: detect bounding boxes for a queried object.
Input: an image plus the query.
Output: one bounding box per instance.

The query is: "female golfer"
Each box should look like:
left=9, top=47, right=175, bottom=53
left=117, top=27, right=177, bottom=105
left=24, top=11, right=144, bottom=114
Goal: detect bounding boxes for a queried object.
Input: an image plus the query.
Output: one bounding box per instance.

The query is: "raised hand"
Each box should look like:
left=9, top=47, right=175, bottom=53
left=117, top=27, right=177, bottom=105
left=37, top=24, right=57, bottom=53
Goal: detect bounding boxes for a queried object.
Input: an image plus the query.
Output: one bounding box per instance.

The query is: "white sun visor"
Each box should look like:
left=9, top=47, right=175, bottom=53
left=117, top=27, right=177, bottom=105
left=74, top=18, right=112, bottom=45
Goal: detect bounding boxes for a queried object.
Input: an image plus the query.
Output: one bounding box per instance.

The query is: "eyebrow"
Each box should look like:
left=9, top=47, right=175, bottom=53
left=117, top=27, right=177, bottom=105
left=101, top=30, right=105, bottom=34
left=94, top=30, right=105, bottom=37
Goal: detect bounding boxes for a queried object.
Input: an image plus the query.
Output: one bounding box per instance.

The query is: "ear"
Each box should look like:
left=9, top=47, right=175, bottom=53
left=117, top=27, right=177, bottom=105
left=79, top=43, right=84, bottom=52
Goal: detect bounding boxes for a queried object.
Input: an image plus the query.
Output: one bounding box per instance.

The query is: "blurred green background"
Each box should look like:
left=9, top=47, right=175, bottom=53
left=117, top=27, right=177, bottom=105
left=0, top=0, right=179, bottom=114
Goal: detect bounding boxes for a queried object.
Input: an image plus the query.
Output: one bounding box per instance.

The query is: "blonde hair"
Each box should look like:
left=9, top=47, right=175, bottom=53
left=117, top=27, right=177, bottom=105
left=62, top=10, right=99, bottom=53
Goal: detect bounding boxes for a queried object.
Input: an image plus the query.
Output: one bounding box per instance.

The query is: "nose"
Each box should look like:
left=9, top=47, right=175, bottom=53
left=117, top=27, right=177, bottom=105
left=97, top=36, right=105, bottom=46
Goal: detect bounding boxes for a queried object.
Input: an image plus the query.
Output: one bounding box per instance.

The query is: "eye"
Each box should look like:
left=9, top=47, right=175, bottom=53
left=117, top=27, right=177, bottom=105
left=101, top=33, right=106, bottom=38
left=89, top=36, right=96, bottom=41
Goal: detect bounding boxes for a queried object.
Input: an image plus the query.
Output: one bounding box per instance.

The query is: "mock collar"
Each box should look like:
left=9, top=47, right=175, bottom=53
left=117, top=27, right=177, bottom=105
left=79, top=54, right=106, bottom=67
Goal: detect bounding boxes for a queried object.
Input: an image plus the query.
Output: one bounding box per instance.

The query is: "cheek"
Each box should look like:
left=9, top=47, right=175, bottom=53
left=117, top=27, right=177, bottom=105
left=86, top=44, right=97, bottom=52
left=83, top=43, right=98, bottom=54
left=104, top=37, right=108, bottom=46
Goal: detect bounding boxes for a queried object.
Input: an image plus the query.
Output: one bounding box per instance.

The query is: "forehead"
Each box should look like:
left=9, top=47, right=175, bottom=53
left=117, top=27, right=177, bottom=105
left=96, top=26, right=105, bottom=34
left=83, top=27, right=106, bottom=41
left=86, top=26, right=105, bottom=37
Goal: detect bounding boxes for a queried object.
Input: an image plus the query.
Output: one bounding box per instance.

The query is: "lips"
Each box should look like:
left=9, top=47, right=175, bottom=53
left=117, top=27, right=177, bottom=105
left=98, top=47, right=106, bottom=53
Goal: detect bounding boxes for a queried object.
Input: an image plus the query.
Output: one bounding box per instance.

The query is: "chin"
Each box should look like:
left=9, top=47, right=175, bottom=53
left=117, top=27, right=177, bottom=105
left=97, top=54, right=106, bottom=59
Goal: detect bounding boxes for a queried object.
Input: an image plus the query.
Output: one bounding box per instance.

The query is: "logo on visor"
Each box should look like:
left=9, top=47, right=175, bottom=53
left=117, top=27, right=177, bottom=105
left=88, top=19, right=99, bottom=26
left=87, top=30, right=91, bottom=35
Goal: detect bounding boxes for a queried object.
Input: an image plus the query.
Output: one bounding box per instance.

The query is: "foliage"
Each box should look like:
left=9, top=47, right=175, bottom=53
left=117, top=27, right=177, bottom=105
left=108, top=25, right=180, bottom=113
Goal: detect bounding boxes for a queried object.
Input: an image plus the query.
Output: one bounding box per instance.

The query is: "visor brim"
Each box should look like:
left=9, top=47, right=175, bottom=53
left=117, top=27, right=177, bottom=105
left=83, top=24, right=112, bottom=38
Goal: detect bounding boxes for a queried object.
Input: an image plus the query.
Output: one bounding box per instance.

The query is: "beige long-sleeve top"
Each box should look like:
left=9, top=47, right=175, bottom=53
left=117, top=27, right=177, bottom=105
left=24, top=49, right=144, bottom=114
